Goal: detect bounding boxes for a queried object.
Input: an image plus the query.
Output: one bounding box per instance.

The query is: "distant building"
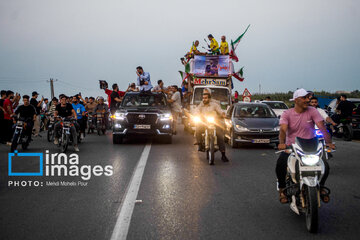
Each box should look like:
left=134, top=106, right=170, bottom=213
left=335, top=90, right=351, bottom=94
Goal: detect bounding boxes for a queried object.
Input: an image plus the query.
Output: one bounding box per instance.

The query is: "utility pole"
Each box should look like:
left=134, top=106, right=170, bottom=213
left=47, top=78, right=58, bottom=99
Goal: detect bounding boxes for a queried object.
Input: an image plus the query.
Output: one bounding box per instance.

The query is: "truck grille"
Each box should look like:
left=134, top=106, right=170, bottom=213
left=126, top=113, right=158, bottom=124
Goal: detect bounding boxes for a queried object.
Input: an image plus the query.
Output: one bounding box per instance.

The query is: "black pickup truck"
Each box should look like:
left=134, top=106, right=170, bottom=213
left=112, top=92, right=173, bottom=144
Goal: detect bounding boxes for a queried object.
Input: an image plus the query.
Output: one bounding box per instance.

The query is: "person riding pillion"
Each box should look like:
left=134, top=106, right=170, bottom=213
left=207, top=34, right=220, bottom=55
left=193, top=91, right=229, bottom=162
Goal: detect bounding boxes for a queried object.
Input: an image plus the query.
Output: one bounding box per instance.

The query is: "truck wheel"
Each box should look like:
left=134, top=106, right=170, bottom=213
left=113, top=134, right=123, bottom=144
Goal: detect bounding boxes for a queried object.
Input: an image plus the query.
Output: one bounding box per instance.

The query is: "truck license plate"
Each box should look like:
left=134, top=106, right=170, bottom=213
left=252, top=139, right=270, bottom=143
left=134, top=124, right=151, bottom=129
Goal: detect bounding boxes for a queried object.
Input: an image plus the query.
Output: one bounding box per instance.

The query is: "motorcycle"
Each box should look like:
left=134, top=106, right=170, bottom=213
left=11, top=117, right=32, bottom=152
left=87, top=113, right=96, bottom=134
left=96, top=111, right=106, bottom=135
left=57, top=117, right=80, bottom=153
left=193, top=112, right=218, bottom=165
left=276, top=137, right=335, bottom=233
left=47, top=115, right=55, bottom=142
left=334, top=117, right=353, bottom=141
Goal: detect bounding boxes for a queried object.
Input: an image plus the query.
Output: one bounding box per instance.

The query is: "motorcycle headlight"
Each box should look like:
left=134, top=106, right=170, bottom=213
left=114, top=112, right=125, bottom=120
left=206, top=116, right=215, bottom=123
left=301, top=155, right=320, bottom=166
left=192, top=116, right=201, bottom=124
left=315, top=129, right=323, bottom=137
left=160, top=113, right=172, bottom=121
left=235, top=125, right=250, bottom=132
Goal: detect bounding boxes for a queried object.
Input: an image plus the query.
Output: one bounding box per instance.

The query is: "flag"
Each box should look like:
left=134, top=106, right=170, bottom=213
left=232, top=67, right=244, bottom=82
left=230, top=25, right=250, bottom=62
left=179, top=71, right=189, bottom=83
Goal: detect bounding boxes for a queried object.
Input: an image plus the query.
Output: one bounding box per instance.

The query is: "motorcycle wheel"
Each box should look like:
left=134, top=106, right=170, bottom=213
left=47, top=129, right=54, bottom=142
left=22, top=135, right=29, bottom=150
left=62, top=134, right=69, bottom=153
left=11, top=133, right=20, bottom=152
left=343, top=124, right=353, bottom=141
left=208, top=134, right=215, bottom=165
left=305, top=186, right=318, bottom=233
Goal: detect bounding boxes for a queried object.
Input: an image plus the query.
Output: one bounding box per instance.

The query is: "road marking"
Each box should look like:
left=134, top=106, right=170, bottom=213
left=110, top=143, right=152, bottom=240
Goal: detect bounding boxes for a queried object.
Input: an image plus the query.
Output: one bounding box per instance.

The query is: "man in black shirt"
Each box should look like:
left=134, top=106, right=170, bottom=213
left=30, top=91, right=44, bottom=136
left=14, top=95, right=37, bottom=142
left=54, top=95, right=79, bottom=152
left=110, top=84, right=122, bottom=114
left=332, top=94, right=356, bottom=123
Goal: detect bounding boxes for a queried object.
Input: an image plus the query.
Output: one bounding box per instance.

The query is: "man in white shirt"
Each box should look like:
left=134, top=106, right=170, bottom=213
left=167, top=85, right=182, bottom=135
left=310, top=97, right=337, bottom=127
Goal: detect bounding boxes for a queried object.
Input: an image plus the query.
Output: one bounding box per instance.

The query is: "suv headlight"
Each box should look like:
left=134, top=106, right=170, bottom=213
left=273, top=126, right=280, bottom=131
left=235, top=125, right=250, bottom=132
left=114, top=112, right=125, bottom=120
left=160, top=113, right=172, bottom=121
left=301, top=155, right=320, bottom=166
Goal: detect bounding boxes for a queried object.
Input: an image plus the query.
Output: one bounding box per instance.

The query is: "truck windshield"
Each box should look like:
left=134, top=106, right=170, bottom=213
left=193, top=88, right=230, bottom=107
left=121, top=94, right=167, bottom=107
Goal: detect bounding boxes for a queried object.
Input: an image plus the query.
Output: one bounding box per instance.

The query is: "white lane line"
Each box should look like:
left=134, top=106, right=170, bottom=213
left=110, top=143, right=152, bottom=240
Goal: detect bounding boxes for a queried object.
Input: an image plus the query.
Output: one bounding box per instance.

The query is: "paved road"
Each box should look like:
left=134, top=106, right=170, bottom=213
left=1, top=126, right=360, bottom=240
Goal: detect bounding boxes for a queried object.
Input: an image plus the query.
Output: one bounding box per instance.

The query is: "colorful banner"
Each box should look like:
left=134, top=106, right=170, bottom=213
left=192, top=55, right=230, bottom=77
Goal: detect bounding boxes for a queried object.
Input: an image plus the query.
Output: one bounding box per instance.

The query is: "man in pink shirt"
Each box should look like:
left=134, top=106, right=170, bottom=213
left=276, top=89, right=335, bottom=204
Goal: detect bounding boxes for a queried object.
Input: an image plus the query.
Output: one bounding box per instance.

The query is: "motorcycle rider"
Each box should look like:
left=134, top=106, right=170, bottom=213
left=14, top=95, right=37, bottom=144
left=53, top=95, right=79, bottom=152
left=276, top=89, right=335, bottom=204
left=93, top=96, right=109, bottom=128
left=194, top=91, right=229, bottom=162
left=309, top=97, right=337, bottom=127
left=331, top=94, right=356, bottom=124
left=72, top=95, right=87, bottom=140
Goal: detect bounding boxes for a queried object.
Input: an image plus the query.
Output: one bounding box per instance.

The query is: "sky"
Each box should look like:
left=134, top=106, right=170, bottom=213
left=1, top=0, right=360, bottom=98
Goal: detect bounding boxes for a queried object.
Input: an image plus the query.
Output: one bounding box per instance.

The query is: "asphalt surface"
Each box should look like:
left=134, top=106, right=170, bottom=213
left=1, top=125, right=360, bottom=240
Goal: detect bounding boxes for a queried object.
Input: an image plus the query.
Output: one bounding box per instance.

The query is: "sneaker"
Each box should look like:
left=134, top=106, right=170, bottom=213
left=221, top=155, right=229, bottom=162
left=80, top=133, right=84, bottom=140
left=6, top=142, right=12, bottom=146
left=74, top=145, right=80, bottom=152
left=54, top=138, right=59, bottom=145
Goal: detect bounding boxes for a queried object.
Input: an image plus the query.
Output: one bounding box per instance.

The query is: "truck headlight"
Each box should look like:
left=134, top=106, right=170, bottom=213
left=235, top=125, right=249, bottom=132
left=160, top=113, right=172, bottom=121
left=114, top=112, right=125, bottom=120
left=301, top=155, right=320, bottom=166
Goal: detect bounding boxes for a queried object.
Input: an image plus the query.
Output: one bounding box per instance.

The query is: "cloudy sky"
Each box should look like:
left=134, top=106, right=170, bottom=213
left=1, top=0, right=359, bottom=98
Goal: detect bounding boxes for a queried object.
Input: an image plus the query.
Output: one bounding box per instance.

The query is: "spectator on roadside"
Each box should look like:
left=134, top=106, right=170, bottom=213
left=30, top=91, right=44, bottom=137
left=104, top=84, right=125, bottom=108
left=153, top=80, right=165, bottom=92
left=234, top=91, right=239, bottom=102
left=167, top=85, right=182, bottom=135
left=110, top=84, right=123, bottom=114
left=3, top=91, right=18, bottom=145
left=265, top=96, right=271, bottom=101
left=0, top=90, right=7, bottom=144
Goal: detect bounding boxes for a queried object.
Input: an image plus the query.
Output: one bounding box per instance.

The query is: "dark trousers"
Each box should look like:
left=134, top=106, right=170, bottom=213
left=276, top=152, right=329, bottom=188
left=3, top=119, right=14, bottom=142
left=77, top=118, right=86, bottom=134
left=196, top=125, right=225, bottom=152
left=0, top=118, right=5, bottom=142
